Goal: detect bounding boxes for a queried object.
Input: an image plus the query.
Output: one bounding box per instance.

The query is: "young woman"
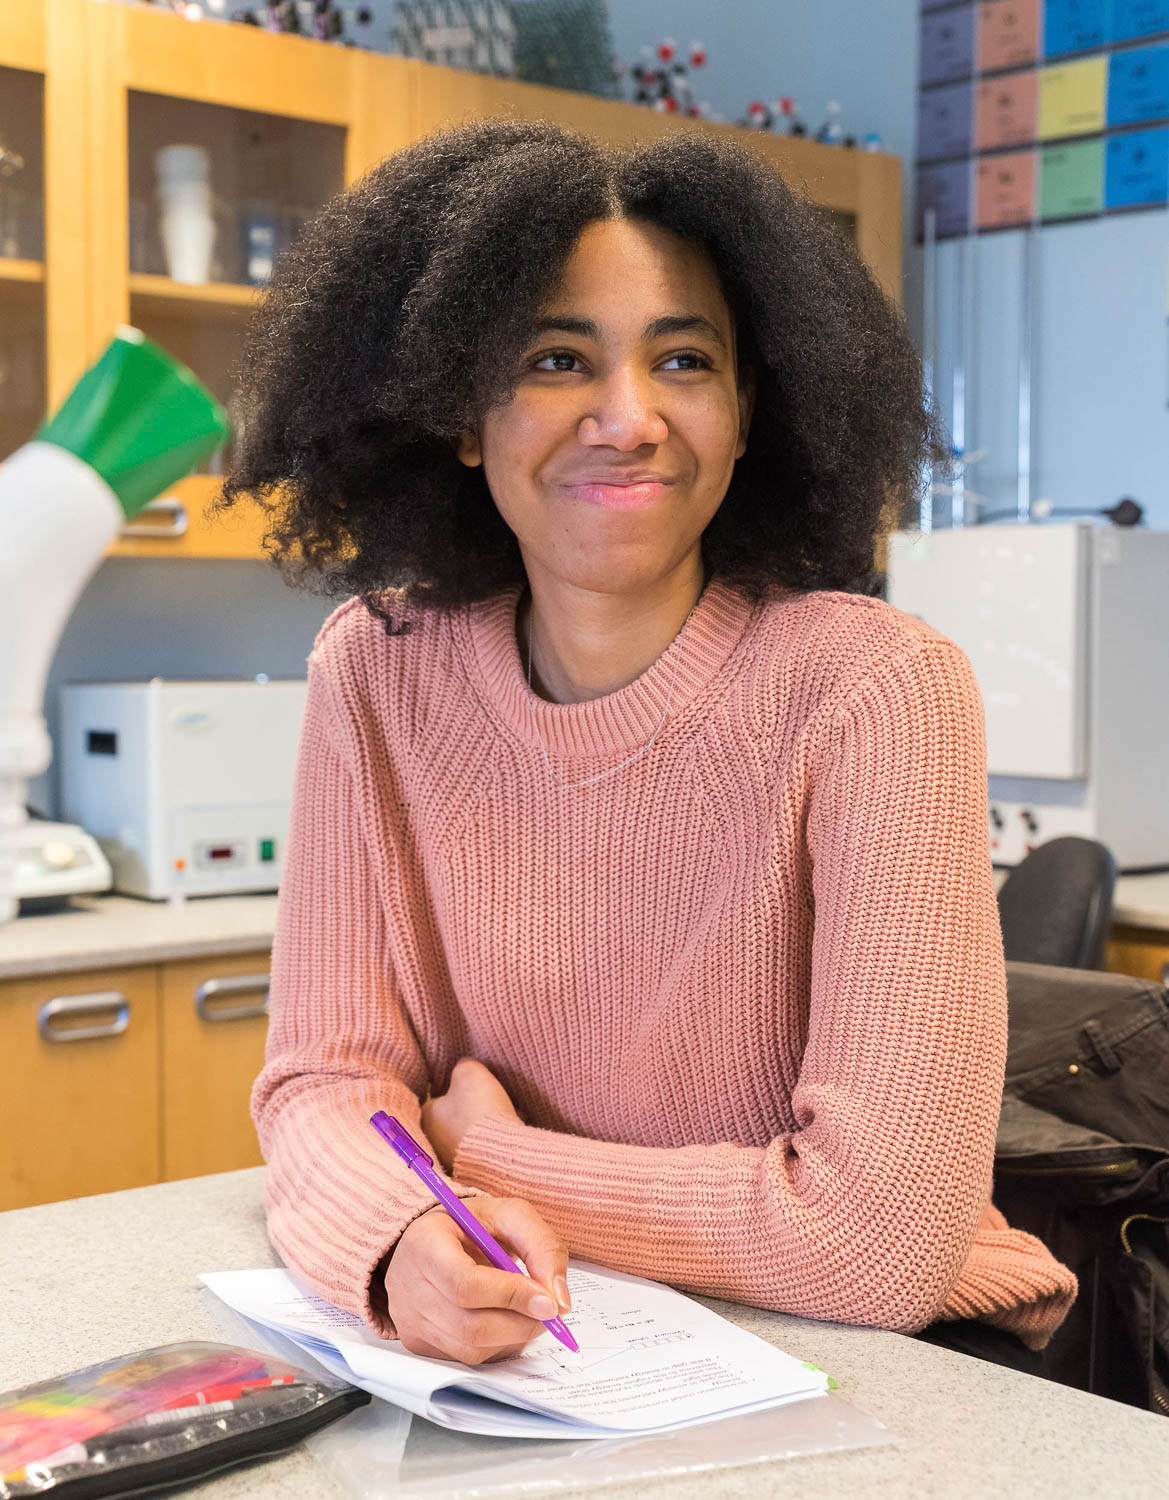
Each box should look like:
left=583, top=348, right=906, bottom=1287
left=221, top=119, right=1076, bottom=1375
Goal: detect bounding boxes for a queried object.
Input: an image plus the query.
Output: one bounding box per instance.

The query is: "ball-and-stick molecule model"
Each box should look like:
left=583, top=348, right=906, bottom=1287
left=621, top=39, right=709, bottom=118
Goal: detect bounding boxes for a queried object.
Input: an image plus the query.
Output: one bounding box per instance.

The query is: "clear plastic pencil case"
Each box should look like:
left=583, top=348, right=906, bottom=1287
left=0, top=1340, right=369, bottom=1498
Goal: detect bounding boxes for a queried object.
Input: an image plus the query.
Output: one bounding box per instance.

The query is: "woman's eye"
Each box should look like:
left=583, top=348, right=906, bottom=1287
left=532, top=350, right=583, bottom=373
left=528, top=349, right=712, bottom=375
left=660, top=351, right=713, bottom=372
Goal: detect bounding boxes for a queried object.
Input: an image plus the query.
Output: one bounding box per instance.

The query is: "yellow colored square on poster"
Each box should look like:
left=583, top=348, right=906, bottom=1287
left=1039, top=58, right=1108, bottom=140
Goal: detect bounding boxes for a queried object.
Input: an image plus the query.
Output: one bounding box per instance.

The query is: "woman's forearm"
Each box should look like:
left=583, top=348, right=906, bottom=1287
left=453, top=1108, right=990, bottom=1335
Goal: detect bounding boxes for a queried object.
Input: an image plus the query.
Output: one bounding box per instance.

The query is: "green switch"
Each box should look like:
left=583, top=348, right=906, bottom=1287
left=259, top=838, right=276, bottom=863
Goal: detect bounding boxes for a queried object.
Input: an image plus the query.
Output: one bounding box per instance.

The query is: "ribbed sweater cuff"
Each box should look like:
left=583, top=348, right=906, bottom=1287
left=355, top=1183, right=491, bottom=1338
left=259, top=1089, right=492, bottom=1339
left=455, top=1115, right=537, bottom=1191
left=935, top=1229, right=1079, bottom=1351
left=453, top=1114, right=643, bottom=1245
left=269, top=1173, right=492, bottom=1339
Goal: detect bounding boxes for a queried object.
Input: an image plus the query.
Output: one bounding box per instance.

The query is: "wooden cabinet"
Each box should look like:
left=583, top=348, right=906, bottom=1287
left=1, top=2, right=903, bottom=562
left=0, top=57, right=47, bottom=462
left=161, top=951, right=269, bottom=1182
left=0, top=947, right=271, bottom=1210
left=0, top=965, right=161, bottom=1209
left=86, top=1, right=410, bottom=562
left=1106, top=926, right=1169, bottom=986
left=109, top=474, right=267, bottom=560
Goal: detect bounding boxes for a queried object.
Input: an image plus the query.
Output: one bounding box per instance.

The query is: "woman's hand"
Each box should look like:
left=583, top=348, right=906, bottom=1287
left=384, top=1196, right=570, bottom=1364
left=421, top=1057, right=520, bottom=1173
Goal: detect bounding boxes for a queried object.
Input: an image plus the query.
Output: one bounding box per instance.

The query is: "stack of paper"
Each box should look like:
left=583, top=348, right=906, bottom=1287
left=199, top=1261, right=831, bottom=1440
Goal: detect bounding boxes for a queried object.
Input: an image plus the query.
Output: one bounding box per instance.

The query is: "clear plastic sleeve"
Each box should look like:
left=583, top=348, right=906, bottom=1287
left=205, top=1291, right=900, bottom=1500
left=309, top=1387, right=898, bottom=1499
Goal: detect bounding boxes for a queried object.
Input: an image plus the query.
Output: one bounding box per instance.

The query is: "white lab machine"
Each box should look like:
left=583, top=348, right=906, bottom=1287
left=10, top=819, right=112, bottom=910
left=60, top=679, right=308, bottom=899
left=886, top=523, right=1169, bottom=871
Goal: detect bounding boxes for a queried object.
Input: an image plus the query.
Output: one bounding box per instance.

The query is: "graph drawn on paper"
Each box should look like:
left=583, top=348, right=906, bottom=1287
left=503, top=1338, right=630, bottom=1382
left=502, top=1326, right=697, bottom=1384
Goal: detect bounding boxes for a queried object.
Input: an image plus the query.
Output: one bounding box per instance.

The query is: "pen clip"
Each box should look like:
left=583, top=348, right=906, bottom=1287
left=370, top=1111, right=433, bottom=1170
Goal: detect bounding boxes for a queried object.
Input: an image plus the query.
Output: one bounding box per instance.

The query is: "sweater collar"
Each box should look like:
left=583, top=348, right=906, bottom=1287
left=458, top=575, right=759, bottom=757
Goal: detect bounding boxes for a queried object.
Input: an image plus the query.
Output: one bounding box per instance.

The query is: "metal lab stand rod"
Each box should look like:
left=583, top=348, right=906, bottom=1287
left=921, top=206, right=938, bottom=534
left=1017, top=224, right=1039, bottom=524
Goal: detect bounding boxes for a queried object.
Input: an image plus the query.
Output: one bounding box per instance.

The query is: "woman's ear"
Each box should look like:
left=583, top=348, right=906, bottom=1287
left=456, top=431, right=483, bottom=467
left=735, top=365, right=756, bottom=460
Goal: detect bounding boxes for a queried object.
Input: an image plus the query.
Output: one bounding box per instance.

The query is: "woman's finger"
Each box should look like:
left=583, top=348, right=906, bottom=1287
left=423, top=1212, right=559, bottom=1321
left=482, top=1197, right=572, bottom=1312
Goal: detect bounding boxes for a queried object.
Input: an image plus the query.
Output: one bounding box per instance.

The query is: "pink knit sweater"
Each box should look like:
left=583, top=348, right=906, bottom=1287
left=254, top=576, right=1077, bottom=1351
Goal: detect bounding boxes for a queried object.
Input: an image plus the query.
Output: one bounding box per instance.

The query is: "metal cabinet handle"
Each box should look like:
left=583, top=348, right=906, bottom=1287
left=118, top=495, right=188, bottom=538
left=38, top=992, right=130, bottom=1043
left=194, top=974, right=270, bottom=1023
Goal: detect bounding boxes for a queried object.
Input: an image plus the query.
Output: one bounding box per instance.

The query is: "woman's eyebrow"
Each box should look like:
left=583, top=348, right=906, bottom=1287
left=643, top=314, right=728, bottom=350
left=529, top=313, right=728, bottom=351
left=531, top=315, right=599, bottom=338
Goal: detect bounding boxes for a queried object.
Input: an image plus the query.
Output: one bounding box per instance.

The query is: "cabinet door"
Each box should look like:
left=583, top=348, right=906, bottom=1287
left=0, top=62, right=47, bottom=465
left=106, top=474, right=269, bottom=561
left=1107, top=927, right=1169, bottom=985
left=161, top=951, right=270, bottom=1181
left=0, top=965, right=161, bottom=1210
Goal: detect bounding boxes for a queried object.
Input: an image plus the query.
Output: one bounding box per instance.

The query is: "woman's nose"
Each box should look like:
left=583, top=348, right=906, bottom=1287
left=577, top=369, right=669, bottom=449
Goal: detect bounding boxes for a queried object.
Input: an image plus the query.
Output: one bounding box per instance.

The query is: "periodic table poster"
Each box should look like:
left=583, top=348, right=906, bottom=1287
left=917, top=0, right=1169, bottom=236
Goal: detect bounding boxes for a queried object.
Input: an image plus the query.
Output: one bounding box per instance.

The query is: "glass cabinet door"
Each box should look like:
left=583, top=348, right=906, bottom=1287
left=127, top=90, right=346, bottom=484
left=86, top=0, right=394, bottom=555
left=0, top=64, right=45, bottom=463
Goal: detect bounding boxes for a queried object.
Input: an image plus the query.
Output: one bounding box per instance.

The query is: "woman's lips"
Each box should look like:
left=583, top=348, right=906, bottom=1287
left=562, top=480, right=674, bottom=510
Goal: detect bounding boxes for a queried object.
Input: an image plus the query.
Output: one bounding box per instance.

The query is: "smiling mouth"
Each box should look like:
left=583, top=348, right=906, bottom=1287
left=561, top=479, right=675, bottom=510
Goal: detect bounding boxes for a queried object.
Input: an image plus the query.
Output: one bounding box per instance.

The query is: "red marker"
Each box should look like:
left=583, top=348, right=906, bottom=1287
left=164, top=1375, right=295, bottom=1409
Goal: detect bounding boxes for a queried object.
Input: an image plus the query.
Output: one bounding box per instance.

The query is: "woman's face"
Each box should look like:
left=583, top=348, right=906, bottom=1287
left=458, top=216, right=752, bottom=596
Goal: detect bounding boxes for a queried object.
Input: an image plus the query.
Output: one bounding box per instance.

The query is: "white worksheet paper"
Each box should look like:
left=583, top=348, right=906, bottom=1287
left=199, top=1261, right=830, bottom=1439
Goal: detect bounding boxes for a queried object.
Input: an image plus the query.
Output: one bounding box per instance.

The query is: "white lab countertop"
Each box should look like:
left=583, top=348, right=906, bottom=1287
left=0, top=893, right=279, bottom=980
left=2, top=872, right=1169, bottom=985
left=2, top=1168, right=1168, bottom=1498
left=1104, top=871, right=1169, bottom=930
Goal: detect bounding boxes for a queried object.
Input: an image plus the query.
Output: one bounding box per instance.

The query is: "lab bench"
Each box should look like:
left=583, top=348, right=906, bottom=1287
left=3, top=1168, right=1169, bottom=1498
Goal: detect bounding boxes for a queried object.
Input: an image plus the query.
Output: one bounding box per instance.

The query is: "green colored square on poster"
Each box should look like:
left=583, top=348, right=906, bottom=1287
left=1041, top=139, right=1104, bottom=220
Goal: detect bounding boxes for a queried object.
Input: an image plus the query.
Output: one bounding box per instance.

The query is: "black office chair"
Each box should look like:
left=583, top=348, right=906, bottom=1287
left=996, top=836, right=1117, bottom=970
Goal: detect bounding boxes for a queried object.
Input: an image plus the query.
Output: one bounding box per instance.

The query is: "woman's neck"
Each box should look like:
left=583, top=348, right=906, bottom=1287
left=518, top=556, right=710, bottom=705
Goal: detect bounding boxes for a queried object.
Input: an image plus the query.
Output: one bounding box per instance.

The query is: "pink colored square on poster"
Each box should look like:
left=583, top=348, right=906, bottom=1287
left=979, top=0, right=1041, bottom=73
left=976, top=69, right=1038, bottom=149
left=976, top=149, right=1037, bottom=227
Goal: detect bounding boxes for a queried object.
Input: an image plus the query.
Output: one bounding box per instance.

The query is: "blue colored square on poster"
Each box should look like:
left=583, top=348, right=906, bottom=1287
left=1112, top=0, right=1169, bottom=44
left=1108, top=43, right=1169, bottom=124
left=1104, top=123, right=1169, bottom=206
left=1045, top=0, right=1110, bottom=57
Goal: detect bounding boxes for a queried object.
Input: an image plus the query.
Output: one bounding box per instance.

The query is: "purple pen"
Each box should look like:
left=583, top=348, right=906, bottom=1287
left=370, top=1111, right=579, bottom=1353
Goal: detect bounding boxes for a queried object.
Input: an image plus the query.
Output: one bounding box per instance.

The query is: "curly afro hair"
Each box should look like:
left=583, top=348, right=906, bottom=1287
left=218, top=118, right=944, bottom=626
